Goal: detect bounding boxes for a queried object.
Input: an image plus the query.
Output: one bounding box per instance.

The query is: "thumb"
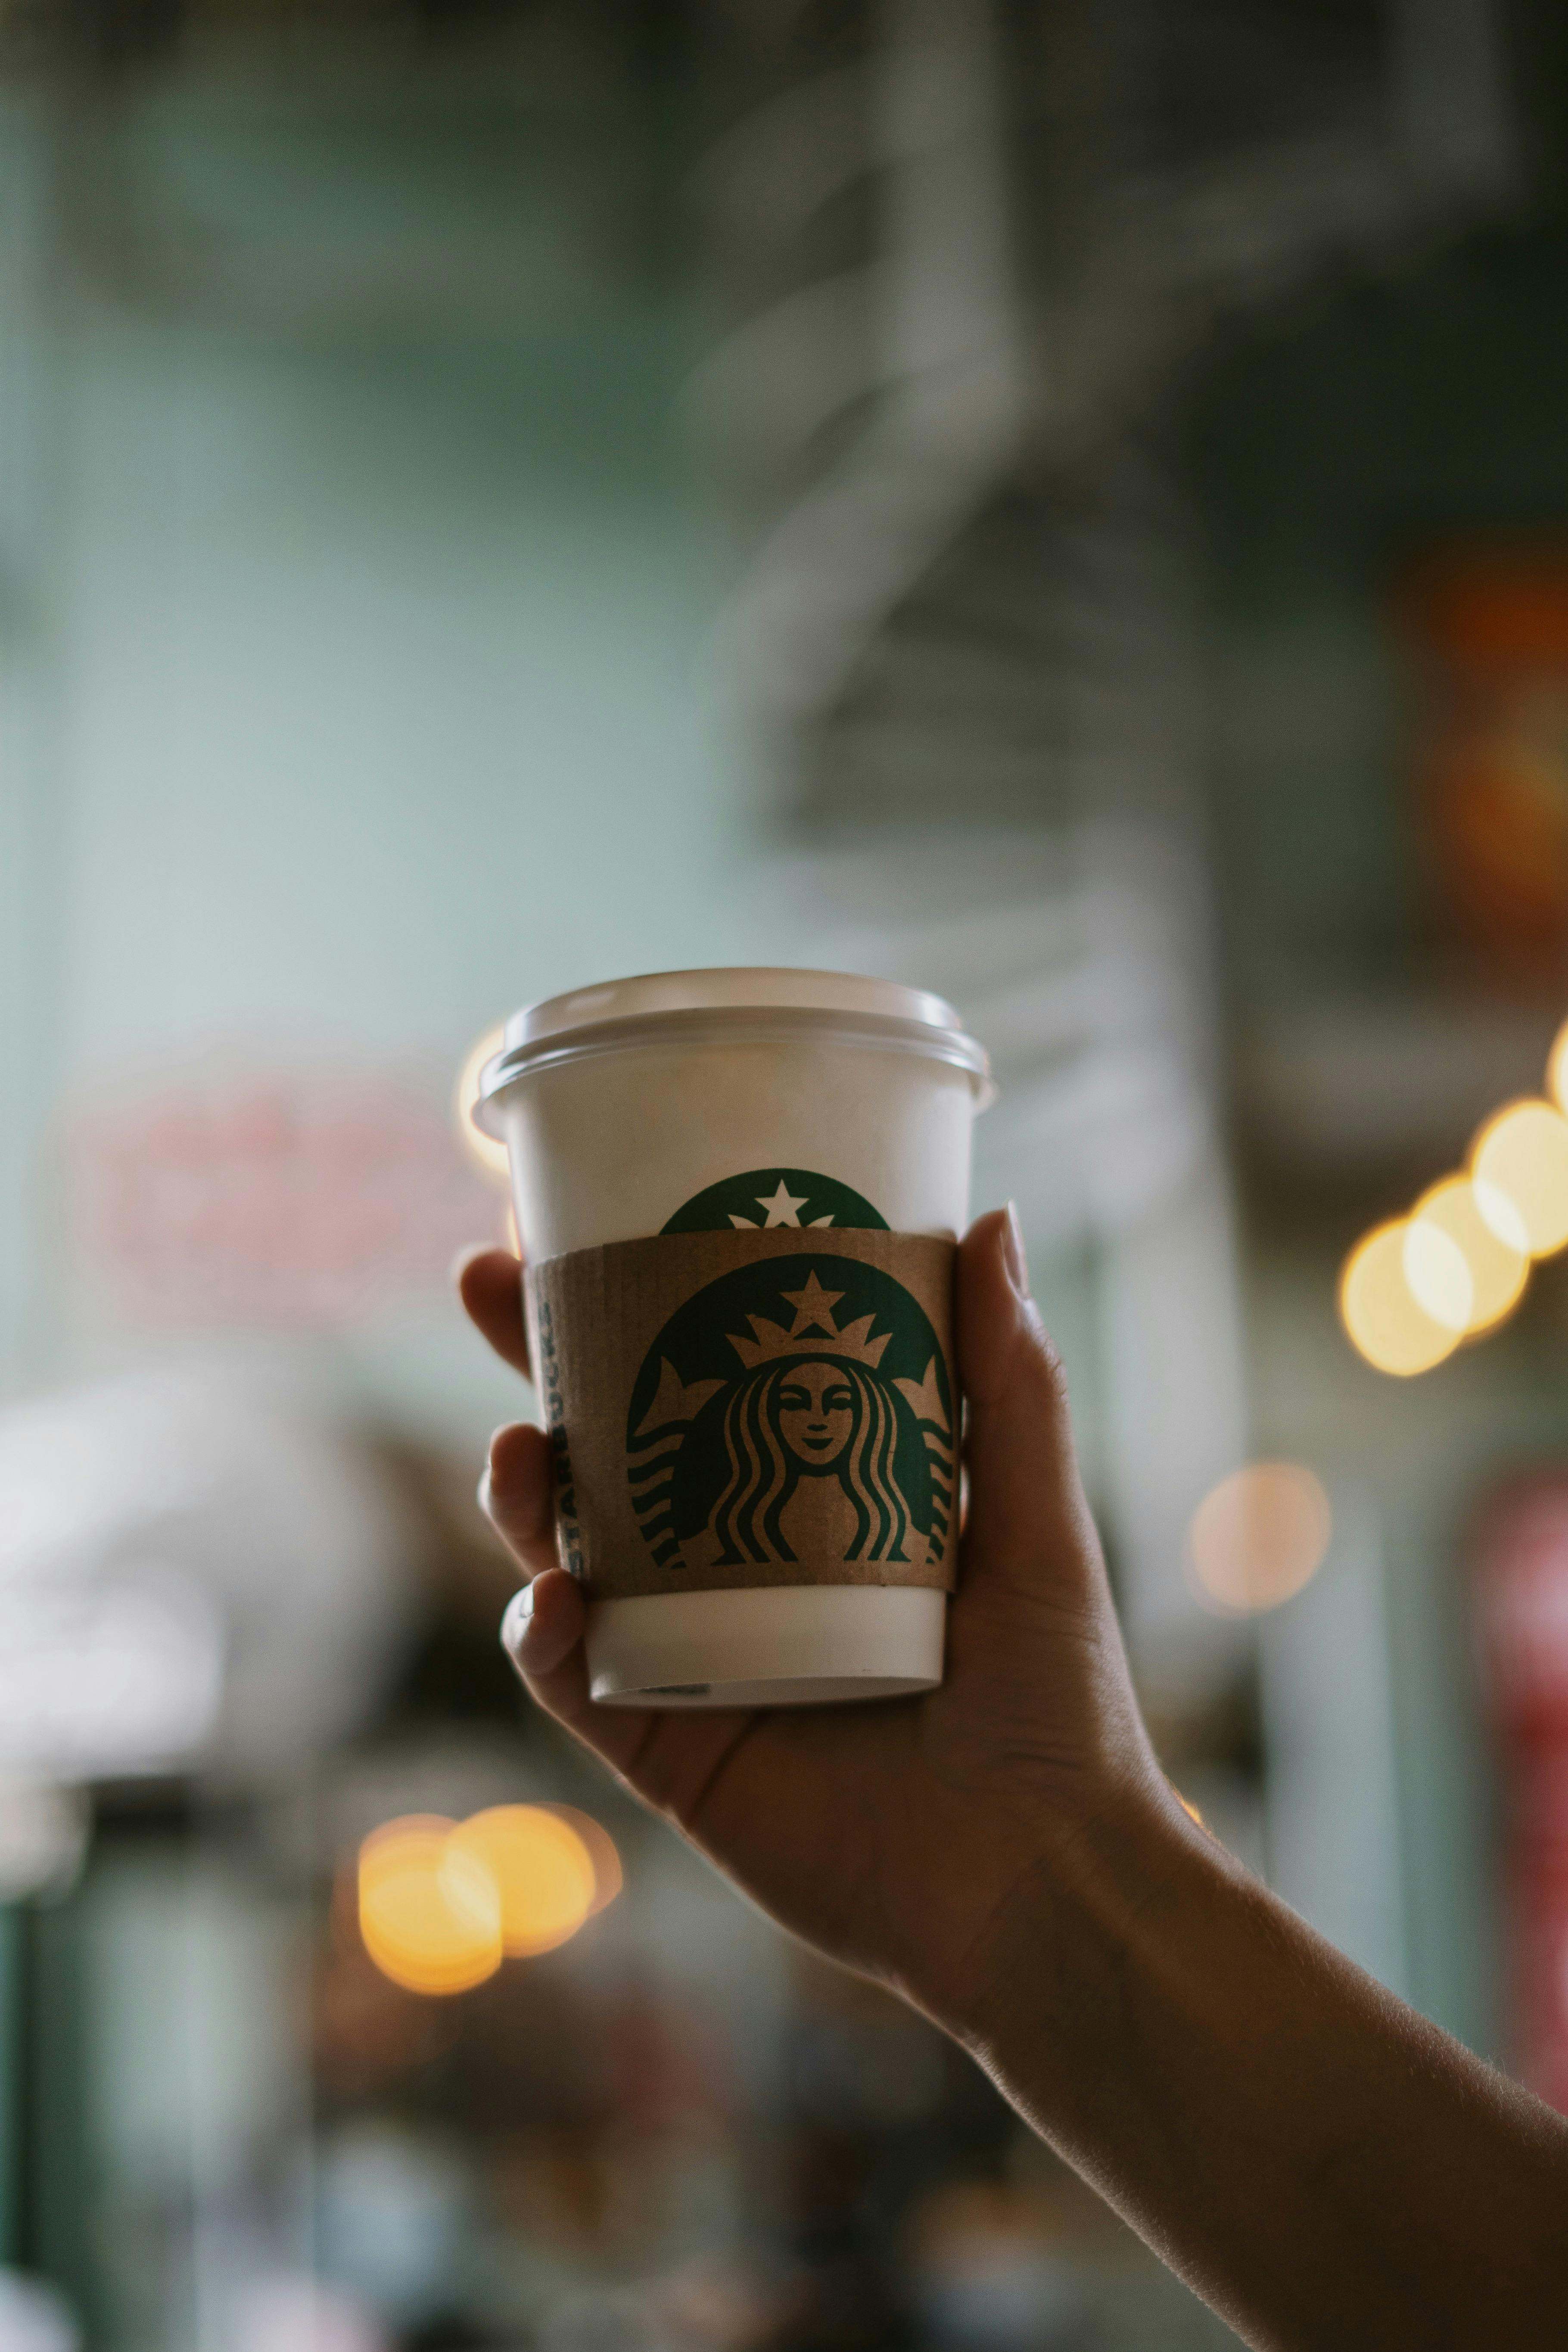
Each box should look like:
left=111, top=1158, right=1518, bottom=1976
left=955, top=1206, right=1108, bottom=1618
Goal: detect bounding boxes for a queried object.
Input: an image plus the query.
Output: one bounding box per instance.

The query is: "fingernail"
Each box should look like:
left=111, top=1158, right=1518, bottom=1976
left=500, top=1583, right=535, bottom=1665
left=449, top=1243, right=487, bottom=1288
left=1002, top=1201, right=1031, bottom=1301
left=481, top=1426, right=514, bottom=1510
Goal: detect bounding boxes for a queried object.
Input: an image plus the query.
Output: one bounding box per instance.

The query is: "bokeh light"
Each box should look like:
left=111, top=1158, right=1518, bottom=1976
left=447, top=1806, right=599, bottom=1958
left=1399, top=1213, right=1472, bottom=1332
left=454, top=1024, right=510, bottom=1186
left=1472, top=1099, right=1568, bottom=1257
left=1407, top=1174, right=1529, bottom=1336
left=541, top=1803, right=623, bottom=1917
left=1339, top=1219, right=1463, bottom=1376
left=1548, top=1014, right=1568, bottom=1115
left=357, top=1806, right=620, bottom=1992
left=358, top=1816, right=502, bottom=1996
left=1187, top=1463, right=1332, bottom=1615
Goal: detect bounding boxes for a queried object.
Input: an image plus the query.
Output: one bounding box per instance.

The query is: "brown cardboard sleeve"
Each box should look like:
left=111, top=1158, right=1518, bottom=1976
left=526, top=1229, right=958, bottom=1602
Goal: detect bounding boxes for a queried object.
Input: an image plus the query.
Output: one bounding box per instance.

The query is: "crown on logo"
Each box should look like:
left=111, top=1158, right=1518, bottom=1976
left=728, top=1269, right=891, bottom=1370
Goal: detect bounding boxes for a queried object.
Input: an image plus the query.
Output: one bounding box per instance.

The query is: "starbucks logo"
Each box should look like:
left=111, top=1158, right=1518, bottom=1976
left=625, top=1255, right=954, bottom=1577
left=662, top=1167, right=888, bottom=1234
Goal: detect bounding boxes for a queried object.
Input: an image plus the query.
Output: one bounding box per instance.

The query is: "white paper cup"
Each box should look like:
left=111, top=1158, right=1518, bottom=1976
left=473, top=968, right=990, bottom=1707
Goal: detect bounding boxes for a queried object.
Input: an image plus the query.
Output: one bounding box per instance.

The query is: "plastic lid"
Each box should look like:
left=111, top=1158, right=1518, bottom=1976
left=473, top=966, right=990, bottom=1136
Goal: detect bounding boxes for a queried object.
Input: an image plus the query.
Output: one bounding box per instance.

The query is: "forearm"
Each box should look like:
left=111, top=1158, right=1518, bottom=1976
left=953, top=1785, right=1568, bottom=2352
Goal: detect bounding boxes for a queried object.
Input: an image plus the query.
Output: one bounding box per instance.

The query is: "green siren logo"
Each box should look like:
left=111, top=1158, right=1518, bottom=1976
left=661, top=1168, right=888, bottom=1234
left=626, top=1256, right=953, bottom=1577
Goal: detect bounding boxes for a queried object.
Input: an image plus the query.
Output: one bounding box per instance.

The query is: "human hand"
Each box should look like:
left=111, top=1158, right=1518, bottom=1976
left=458, top=1207, right=1170, bottom=2035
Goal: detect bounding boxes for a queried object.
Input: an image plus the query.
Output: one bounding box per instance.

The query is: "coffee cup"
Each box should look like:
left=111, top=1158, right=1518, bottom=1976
left=472, top=968, right=991, bottom=1706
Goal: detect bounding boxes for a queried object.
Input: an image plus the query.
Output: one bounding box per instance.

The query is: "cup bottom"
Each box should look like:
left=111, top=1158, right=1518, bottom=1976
left=584, top=1584, right=946, bottom=1709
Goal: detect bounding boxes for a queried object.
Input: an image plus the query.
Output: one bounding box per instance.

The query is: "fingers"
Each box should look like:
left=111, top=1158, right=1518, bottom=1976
left=485, top=1431, right=669, bottom=1781
left=955, top=1205, right=1102, bottom=1602
left=498, top=1569, right=672, bottom=1784
left=500, top=1567, right=587, bottom=1678
left=499, top=1571, right=777, bottom=1848
left=456, top=1247, right=530, bottom=1378
left=472, top=1271, right=709, bottom=1793
left=480, top=1420, right=560, bottom=1577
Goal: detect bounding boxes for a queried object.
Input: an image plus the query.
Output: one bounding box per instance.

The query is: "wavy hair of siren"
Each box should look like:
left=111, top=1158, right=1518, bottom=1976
left=709, top=1358, right=920, bottom=1566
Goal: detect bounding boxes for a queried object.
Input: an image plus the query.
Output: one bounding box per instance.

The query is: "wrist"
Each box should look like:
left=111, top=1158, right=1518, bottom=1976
left=938, top=1767, right=1204, bottom=2056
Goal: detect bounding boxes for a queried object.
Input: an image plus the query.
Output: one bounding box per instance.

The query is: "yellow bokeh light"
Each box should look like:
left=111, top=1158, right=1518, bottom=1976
left=1407, top=1175, right=1528, bottom=1337
left=541, top=1804, right=623, bottom=1917
left=454, top=1024, right=511, bottom=1188
left=1548, top=1016, right=1568, bottom=1115
left=447, top=1806, right=598, bottom=1958
left=1470, top=1176, right=1530, bottom=1255
left=1339, top=1219, right=1463, bottom=1376
left=358, top=1817, right=502, bottom=1996
left=1399, top=1215, right=1472, bottom=1332
left=357, top=1805, right=619, bottom=1993
left=1187, top=1463, right=1332, bottom=1615
left=1472, top=1098, right=1568, bottom=1257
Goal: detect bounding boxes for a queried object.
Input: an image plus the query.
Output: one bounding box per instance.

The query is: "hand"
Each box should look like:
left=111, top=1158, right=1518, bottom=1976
left=457, top=1208, right=1171, bottom=2033
left=464, top=1214, right=1568, bottom=2351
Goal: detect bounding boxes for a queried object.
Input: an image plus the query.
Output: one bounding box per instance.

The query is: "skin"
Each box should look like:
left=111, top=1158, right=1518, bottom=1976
left=459, top=1207, right=1568, bottom=2352
left=776, top=1361, right=854, bottom=1465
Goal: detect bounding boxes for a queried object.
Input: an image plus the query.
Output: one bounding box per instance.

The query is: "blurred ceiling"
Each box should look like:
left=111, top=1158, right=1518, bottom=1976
left=3, top=0, right=1560, bottom=1209
left=701, top=0, right=1516, bottom=775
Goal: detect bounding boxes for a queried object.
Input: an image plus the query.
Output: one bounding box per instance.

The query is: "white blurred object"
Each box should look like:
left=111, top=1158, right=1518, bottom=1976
left=0, top=2273, right=79, bottom=2352
left=0, top=1572, right=222, bottom=1779
left=314, top=2126, right=471, bottom=2331
left=1259, top=1486, right=1408, bottom=1998
left=233, top=2277, right=387, bottom=2352
left=0, top=1369, right=419, bottom=1776
left=1100, top=1149, right=1249, bottom=1653
left=0, top=1777, right=88, bottom=1900
left=912, top=2262, right=1084, bottom=2351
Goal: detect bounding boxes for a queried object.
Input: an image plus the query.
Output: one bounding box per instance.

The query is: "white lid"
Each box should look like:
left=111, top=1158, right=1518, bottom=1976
left=473, top=965, right=991, bottom=1137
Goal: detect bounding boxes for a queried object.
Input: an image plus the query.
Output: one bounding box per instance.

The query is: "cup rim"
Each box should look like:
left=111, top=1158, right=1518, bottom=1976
left=471, top=968, right=993, bottom=1138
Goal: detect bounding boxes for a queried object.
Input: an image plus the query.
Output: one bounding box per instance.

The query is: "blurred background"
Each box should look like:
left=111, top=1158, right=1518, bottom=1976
left=5, top=0, right=1568, bottom=2344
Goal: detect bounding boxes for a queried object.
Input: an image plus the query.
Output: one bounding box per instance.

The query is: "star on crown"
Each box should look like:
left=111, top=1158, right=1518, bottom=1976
left=728, top=1178, right=836, bottom=1229
left=728, top=1269, right=891, bottom=1369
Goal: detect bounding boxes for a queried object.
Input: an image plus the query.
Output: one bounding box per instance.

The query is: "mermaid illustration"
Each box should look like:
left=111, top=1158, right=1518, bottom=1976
left=629, top=1267, right=953, bottom=1575
left=707, top=1353, right=921, bottom=1566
